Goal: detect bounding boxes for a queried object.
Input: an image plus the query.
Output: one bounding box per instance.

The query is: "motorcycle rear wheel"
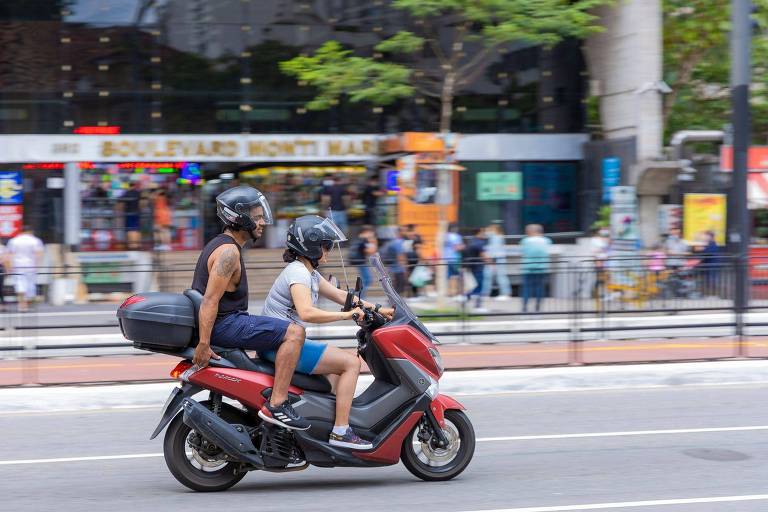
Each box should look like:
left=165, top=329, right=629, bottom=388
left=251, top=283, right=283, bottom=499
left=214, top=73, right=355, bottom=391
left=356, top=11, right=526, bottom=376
left=163, top=401, right=249, bottom=492
left=400, top=409, right=475, bottom=482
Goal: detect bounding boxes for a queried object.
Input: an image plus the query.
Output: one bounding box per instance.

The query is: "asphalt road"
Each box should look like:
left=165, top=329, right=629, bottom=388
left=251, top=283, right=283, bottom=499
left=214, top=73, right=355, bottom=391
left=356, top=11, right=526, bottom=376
left=1, top=383, right=766, bottom=511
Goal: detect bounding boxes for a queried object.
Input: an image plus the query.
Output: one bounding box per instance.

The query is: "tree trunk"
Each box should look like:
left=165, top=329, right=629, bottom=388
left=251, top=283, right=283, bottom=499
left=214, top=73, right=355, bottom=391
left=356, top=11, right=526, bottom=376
left=440, top=72, right=455, bottom=133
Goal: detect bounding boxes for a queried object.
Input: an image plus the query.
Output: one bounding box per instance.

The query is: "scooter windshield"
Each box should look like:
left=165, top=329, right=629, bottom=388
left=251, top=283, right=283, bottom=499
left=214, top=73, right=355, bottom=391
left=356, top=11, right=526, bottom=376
left=369, top=254, right=438, bottom=343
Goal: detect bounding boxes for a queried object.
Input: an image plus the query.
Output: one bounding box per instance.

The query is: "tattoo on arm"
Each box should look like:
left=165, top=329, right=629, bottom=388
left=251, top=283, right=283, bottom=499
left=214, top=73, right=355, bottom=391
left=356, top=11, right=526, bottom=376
left=215, top=247, right=238, bottom=278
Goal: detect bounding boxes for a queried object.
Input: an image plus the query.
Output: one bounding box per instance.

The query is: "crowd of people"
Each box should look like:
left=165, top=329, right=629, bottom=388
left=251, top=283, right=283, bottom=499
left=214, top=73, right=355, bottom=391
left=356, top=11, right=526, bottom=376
left=354, top=221, right=555, bottom=313
left=590, top=226, right=725, bottom=301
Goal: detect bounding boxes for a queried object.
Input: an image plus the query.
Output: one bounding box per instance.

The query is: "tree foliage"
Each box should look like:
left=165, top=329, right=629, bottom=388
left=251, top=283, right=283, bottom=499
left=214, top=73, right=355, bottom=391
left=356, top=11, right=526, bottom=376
left=663, top=0, right=768, bottom=142
left=281, top=0, right=611, bottom=132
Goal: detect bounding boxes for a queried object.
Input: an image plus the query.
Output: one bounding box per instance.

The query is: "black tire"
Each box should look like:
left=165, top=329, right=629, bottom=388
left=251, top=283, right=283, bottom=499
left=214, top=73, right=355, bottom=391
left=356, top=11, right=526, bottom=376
left=401, top=409, right=475, bottom=482
left=163, top=401, right=249, bottom=492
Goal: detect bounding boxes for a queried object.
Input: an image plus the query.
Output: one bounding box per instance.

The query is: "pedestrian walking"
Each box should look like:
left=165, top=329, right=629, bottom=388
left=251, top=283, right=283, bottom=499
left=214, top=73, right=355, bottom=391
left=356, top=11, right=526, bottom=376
left=464, top=227, right=489, bottom=310
left=321, top=174, right=350, bottom=234
left=381, top=227, right=408, bottom=294
left=361, top=175, right=382, bottom=226
left=482, top=222, right=511, bottom=300
left=589, top=227, right=610, bottom=301
left=153, top=189, right=173, bottom=251
left=349, top=224, right=378, bottom=290
left=520, top=224, right=552, bottom=313
left=121, top=181, right=142, bottom=250
left=443, top=223, right=465, bottom=299
left=7, top=226, right=44, bottom=312
left=404, top=224, right=424, bottom=297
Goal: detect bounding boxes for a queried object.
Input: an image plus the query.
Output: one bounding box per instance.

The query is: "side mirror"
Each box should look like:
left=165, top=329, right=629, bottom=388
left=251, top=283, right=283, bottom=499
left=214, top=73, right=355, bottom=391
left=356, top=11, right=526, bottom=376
left=355, top=276, right=363, bottom=294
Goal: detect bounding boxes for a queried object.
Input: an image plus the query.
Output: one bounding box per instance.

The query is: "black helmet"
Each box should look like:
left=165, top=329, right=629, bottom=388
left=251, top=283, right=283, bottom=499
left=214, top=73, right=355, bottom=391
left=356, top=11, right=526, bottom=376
left=216, top=185, right=273, bottom=237
left=286, top=215, right=347, bottom=261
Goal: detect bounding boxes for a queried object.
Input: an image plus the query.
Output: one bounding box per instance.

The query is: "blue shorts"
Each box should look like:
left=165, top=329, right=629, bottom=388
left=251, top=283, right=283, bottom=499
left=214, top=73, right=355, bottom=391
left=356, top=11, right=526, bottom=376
left=212, top=312, right=288, bottom=352
left=259, top=338, right=328, bottom=375
left=447, top=262, right=461, bottom=278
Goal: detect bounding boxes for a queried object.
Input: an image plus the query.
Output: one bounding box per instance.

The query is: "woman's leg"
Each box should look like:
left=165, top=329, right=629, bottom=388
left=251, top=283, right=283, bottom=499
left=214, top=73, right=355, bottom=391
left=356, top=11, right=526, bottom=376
left=311, top=346, right=361, bottom=427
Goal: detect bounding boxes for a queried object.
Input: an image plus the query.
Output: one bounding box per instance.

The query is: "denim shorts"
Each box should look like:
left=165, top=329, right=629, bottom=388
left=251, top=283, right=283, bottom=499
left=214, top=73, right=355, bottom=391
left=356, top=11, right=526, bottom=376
left=212, top=312, right=288, bottom=352
left=259, top=338, right=328, bottom=375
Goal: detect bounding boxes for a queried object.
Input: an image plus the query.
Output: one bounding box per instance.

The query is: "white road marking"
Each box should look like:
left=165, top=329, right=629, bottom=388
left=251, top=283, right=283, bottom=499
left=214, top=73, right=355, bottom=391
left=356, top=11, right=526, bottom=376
left=460, top=494, right=768, bottom=511
left=0, top=453, right=163, bottom=465
left=476, top=425, right=768, bottom=442
left=0, top=424, right=764, bottom=466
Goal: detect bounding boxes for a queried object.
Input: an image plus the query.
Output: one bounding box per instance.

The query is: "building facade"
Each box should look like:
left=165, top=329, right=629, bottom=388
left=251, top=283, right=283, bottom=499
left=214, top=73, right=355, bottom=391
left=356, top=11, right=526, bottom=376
left=2, top=0, right=653, bottom=250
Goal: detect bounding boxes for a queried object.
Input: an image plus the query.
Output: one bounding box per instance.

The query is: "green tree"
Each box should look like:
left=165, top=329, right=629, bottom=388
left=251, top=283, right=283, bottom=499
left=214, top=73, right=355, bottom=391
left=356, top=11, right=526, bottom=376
left=281, top=0, right=611, bottom=132
left=663, top=0, right=768, bottom=142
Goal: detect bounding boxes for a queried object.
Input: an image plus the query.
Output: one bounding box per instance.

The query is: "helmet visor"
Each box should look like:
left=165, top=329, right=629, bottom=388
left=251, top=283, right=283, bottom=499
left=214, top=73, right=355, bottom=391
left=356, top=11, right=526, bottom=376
left=235, top=193, right=274, bottom=225
left=314, top=217, right=348, bottom=243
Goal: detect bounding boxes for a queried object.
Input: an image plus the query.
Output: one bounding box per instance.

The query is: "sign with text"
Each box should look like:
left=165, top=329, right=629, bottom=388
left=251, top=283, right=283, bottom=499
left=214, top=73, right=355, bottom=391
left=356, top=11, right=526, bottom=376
left=0, top=172, right=23, bottom=204
left=683, top=193, right=726, bottom=245
left=477, top=172, right=522, bottom=201
left=0, top=135, right=380, bottom=163
left=610, top=186, right=638, bottom=251
left=0, top=205, right=23, bottom=237
left=601, top=157, right=621, bottom=203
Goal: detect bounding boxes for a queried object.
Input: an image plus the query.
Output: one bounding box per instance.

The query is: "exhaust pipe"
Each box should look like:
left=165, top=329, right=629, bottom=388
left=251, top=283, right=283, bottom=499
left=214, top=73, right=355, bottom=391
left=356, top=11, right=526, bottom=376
left=181, top=399, right=264, bottom=467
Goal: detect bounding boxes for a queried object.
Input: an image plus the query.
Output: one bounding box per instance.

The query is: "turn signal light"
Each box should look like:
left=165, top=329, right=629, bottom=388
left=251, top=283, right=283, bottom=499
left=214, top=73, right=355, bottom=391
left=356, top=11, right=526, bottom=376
left=170, top=362, right=192, bottom=380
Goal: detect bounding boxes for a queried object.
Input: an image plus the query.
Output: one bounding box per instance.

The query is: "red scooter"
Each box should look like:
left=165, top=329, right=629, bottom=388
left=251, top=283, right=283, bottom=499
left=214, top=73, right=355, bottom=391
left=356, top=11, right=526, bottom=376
left=118, top=255, right=474, bottom=491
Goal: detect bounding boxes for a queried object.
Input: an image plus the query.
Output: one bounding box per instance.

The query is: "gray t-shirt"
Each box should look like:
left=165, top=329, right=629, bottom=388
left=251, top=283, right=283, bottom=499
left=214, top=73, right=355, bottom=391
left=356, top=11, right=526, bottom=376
left=261, top=260, right=319, bottom=327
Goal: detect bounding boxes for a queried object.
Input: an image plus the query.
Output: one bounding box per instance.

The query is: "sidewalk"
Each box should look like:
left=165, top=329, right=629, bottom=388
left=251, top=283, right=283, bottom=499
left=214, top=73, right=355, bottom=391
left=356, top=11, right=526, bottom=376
left=1, top=337, right=766, bottom=386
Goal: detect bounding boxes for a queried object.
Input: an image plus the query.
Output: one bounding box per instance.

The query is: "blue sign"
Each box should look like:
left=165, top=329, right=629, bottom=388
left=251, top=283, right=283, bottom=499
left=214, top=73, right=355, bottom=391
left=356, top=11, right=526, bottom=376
left=0, top=172, right=23, bottom=205
left=602, top=157, right=621, bottom=203
left=386, top=170, right=400, bottom=192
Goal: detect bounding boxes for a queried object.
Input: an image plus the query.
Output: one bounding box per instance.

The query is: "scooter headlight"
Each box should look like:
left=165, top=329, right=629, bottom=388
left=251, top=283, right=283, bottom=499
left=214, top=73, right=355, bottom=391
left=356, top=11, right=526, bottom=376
left=428, top=347, right=444, bottom=374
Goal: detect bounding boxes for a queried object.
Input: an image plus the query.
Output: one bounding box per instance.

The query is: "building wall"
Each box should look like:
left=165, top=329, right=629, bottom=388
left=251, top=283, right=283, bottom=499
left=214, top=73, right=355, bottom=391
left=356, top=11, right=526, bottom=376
left=0, top=0, right=588, bottom=135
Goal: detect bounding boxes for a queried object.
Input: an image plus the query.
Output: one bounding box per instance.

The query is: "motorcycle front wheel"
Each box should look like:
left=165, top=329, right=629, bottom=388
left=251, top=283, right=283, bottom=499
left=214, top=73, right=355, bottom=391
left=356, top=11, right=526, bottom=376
left=400, top=409, right=475, bottom=481
left=163, top=401, right=248, bottom=492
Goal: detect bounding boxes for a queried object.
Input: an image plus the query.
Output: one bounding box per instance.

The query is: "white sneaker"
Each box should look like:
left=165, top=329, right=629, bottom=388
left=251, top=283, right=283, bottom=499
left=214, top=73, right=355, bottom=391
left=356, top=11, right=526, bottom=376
left=454, top=295, right=468, bottom=302
left=493, top=295, right=511, bottom=301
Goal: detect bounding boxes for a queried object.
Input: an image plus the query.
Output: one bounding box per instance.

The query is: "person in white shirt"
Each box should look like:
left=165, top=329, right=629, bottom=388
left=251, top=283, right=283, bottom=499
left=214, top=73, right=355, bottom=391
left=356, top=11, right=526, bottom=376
left=7, top=227, right=44, bottom=312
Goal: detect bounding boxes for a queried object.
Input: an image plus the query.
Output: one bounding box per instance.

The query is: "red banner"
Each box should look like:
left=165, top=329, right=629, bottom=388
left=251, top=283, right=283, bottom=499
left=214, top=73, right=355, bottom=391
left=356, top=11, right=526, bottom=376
left=720, top=145, right=768, bottom=171
left=0, top=205, right=23, bottom=238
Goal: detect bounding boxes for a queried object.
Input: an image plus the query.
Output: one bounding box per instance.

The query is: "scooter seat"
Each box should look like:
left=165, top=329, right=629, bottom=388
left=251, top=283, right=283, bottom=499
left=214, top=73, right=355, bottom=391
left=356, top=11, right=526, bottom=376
left=183, top=289, right=332, bottom=394
left=213, top=346, right=332, bottom=394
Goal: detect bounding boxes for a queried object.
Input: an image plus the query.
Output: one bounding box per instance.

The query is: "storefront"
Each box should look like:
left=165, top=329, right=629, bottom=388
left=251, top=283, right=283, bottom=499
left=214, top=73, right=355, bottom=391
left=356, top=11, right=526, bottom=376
left=0, top=134, right=379, bottom=250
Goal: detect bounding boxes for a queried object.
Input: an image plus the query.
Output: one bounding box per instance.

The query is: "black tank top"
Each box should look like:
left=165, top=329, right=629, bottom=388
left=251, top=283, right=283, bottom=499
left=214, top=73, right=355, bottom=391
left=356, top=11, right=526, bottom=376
left=191, top=233, right=249, bottom=317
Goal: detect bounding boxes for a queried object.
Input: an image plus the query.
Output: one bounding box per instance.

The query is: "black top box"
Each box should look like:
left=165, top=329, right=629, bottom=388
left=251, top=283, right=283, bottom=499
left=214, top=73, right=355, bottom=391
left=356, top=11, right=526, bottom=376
left=117, top=292, right=196, bottom=350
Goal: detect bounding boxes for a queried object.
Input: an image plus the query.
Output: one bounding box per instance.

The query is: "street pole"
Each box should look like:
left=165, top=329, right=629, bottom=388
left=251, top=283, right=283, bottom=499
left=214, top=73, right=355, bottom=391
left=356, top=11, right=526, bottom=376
left=731, top=0, right=751, bottom=343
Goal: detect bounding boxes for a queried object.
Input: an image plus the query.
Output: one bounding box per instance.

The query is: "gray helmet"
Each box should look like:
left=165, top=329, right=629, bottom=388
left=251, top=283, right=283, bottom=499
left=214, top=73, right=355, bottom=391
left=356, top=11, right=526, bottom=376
left=286, top=215, right=347, bottom=261
left=216, top=186, right=273, bottom=237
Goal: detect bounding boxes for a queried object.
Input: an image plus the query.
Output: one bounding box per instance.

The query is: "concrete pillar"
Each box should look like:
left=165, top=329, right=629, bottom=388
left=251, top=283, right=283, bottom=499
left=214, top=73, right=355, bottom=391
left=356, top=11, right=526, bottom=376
left=63, top=163, right=81, bottom=249
left=638, top=195, right=661, bottom=247
left=584, top=0, right=664, bottom=175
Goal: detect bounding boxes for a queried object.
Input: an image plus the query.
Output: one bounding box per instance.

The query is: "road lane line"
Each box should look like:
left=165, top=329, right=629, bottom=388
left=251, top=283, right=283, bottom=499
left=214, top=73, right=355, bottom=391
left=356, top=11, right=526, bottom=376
left=476, top=425, right=768, bottom=442
left=460, top=494, right=768, bottom=511
left=2, top=425, right=765, bottom=465
left=0, top=453, right=163, bottom=465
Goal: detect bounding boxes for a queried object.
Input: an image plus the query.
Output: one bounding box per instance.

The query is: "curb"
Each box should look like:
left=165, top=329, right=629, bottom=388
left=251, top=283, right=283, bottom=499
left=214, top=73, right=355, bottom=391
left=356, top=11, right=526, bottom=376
left=1, top=360, right=766, bottom=414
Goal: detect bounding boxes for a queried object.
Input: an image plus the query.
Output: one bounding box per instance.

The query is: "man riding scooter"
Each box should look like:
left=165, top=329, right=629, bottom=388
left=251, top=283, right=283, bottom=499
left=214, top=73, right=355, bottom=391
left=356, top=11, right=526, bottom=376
left=191, top=185, right=310, bottom=430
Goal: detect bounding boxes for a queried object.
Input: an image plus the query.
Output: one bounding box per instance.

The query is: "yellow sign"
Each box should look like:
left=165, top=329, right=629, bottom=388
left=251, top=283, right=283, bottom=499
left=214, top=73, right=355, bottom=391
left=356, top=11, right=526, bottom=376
left=683, top=193, right=726, bottom=245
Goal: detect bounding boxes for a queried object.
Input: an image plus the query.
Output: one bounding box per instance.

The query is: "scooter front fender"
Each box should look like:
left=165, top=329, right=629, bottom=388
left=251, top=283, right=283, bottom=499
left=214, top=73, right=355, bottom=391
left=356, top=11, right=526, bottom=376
left=430, top=394, right=465, bottom=428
